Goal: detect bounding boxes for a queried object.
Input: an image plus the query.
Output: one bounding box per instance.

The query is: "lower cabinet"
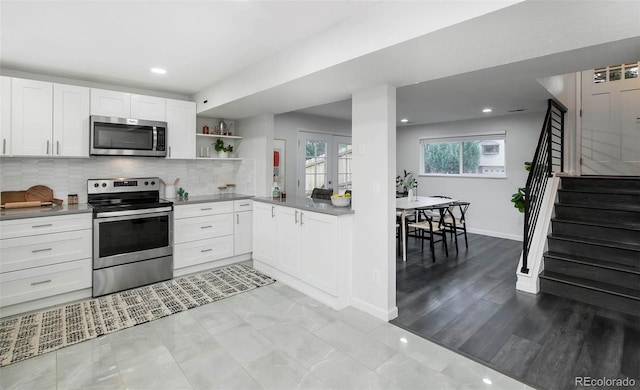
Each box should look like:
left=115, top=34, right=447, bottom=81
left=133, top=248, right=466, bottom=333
left=252, top=202, right=352, bottom=308
left=0, top=213, right=93, bottom=314
left=174, top=199, right=253, bottom=272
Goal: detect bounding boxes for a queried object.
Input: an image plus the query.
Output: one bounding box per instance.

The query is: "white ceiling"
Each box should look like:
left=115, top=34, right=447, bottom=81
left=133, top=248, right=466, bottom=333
left=2, top=1, right=639, bottom=126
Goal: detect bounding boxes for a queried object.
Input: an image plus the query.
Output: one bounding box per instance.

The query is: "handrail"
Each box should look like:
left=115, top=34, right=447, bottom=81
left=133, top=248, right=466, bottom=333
left=521, top=99, right=566, bottom=274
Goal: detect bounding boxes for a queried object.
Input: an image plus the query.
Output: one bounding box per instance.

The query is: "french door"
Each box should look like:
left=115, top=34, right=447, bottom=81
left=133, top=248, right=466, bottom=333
left=581, top=63, right=640, bottom=175
left=297, top=131, right=352, bottom=197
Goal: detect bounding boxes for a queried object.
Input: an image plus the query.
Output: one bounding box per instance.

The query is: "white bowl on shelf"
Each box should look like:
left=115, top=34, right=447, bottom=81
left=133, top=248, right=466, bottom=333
left=330, top=196, right=351, bottom=207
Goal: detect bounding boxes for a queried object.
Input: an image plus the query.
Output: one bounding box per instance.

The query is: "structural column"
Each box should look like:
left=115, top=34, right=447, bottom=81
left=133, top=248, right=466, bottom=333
left=351, top=85, right=397, bottom=321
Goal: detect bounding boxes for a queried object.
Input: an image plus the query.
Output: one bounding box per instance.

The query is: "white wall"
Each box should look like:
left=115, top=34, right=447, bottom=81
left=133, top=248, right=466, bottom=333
left=397, top=112, right=544, bottom=240
left=237, top=114, right=275, bottom=197
left=274, top=112, right=351, bottom=197
left=0, top=157, right=254, bottom=204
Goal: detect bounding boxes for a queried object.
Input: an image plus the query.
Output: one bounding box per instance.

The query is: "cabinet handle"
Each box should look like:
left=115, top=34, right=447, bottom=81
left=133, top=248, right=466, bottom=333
left=240, top=203, right=250, bottom=207
left=236, top=214, right=239, bottom=224
left=32, top=248, right=52, bottom=253
left=300, top=212, right=304, bottom=225
left=271, top=205, right=275, bottom=218
left=295, top=210, right=299, bottom=224
left=201, top=225, right=212, bottom=229
left=201, top=208, right=212, bottom=211
left=31, top=279, right=52, bottom=286
left=32, top=224, right=53, bottom=228
left=201, top=248, right=212, bottom=253
left=2, top=138, right=5, bottom=154
left=57, top=141, right=60, bottom=155
left=168, top=146, right=172, bottom=157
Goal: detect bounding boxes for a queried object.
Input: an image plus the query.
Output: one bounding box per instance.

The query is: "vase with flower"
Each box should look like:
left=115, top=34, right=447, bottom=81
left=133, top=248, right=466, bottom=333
left=396, top=169, right=418, bottom=200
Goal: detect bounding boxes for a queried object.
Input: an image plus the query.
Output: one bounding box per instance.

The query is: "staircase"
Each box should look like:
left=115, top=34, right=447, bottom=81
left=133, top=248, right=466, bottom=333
left=539, top=176, right=640, bottom=316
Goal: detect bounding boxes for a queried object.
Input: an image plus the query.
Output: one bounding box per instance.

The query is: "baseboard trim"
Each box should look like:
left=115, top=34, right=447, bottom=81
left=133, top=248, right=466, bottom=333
left=467, top=227, right=522, bottom=241
left=351, top=297, right=398, bottom=322
left=174, top=253, right=252, bottom=277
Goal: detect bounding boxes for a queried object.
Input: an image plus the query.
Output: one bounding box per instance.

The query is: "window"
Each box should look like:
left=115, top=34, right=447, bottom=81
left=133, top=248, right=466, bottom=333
left=594, top=62, right=639, bottom=83
left=420, top=133, right=506, bottom=177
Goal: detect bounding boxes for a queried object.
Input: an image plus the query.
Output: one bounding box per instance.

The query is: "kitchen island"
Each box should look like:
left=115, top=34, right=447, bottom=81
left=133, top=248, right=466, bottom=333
left=252, top=197, right=353, bottom=309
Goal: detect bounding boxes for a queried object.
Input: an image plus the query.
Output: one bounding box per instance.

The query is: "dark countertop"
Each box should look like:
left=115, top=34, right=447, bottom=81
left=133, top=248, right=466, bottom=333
left=0, top=203, right=93, bottom=221
left=253, top=196, right=354, bottom=216
left=169, top=193, right=253, bottom=206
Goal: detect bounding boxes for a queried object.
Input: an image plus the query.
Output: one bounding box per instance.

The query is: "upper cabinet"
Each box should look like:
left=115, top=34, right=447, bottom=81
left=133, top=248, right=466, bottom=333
left=91, top=89, right=166, bottom=121
left=131, top=94, right=166, bottom=121
left=1, top=77, right=11, bottom=156
left=165, top=99, right=196, bottom=159
left=3, top=77, right=89, bottom=158
left=90, top=88, right=131, bottom=118
left=53, top=84, right=90, bottom=157
left=10, top=78, right=54, bottom=156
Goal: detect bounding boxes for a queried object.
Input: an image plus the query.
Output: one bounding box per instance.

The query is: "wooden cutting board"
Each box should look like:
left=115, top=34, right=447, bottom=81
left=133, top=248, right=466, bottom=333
left=1, top=201, right=53, bottom=209
left=0, top=191, right=27, bottom=205
left=25, top=185, right=63, bottom=205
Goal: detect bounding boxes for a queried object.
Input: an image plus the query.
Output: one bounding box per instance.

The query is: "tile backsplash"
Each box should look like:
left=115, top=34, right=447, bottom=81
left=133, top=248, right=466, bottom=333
left=0, top=157, right=255, bottom=204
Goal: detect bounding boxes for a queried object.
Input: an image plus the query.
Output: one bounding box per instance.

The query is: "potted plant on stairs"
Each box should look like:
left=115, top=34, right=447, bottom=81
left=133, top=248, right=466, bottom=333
left=214, top=139, right=234, bottom=158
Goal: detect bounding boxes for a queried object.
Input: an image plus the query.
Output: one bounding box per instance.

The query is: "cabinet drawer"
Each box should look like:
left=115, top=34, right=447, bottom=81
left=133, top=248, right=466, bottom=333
left=0, top=259, right=92, bottom=307
left=0, top=229, right=92, bottom=273
left=234, top=199, right=253, bottom=212
left=174, top=201, right=233, bottom=219
left=0, top=213, right=92, bottom=239
left=174, top=214, right=233, bottom=243
left=174, top=235, right=234, bottom=270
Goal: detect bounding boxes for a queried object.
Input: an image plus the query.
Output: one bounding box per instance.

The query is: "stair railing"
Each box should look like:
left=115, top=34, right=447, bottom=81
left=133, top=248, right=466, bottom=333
left=521, top=99, right=567, bottom=274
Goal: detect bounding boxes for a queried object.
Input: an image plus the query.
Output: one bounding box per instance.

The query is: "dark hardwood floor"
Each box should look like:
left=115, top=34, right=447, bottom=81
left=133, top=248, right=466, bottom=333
left=391, top=233, right=640, bottom=390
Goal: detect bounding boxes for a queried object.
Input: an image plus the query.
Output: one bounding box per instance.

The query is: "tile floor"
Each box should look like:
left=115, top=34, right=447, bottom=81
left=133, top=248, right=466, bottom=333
left=0, top=281, right=533, bottom=390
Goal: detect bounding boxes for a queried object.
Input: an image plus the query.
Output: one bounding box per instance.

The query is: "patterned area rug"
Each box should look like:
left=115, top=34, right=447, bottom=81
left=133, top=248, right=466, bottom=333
left=0, top=264, right=275, bottom=367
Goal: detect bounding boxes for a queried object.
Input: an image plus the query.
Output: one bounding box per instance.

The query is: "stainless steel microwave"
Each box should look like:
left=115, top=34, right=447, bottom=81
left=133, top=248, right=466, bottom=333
left=90, top=116, right=167, bottom=157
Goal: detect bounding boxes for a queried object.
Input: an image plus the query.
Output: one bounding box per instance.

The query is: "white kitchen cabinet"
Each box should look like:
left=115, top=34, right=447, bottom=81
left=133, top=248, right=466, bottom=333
left=275, top=206, right=301, bottom=277
left=252, top=202, right=351, bottom=306
left=91, top=89, right=168, bottom=121
left=252, top=201, right=276, bottom=266
left=10, top=78, right=53, bottom=156
left=90, top=88, right=131, bottom=118
left=234, top=200, right=253, bottom=255
left=4, top=78, right=89, bottom=158
left=166, top=99, right=196, bottom=159
left=53, top=83, right=90, bottom=157
left=131, top=94, right=166, bottom=121
left=0, top=213, right=92, bottom=314
left=173, top=201, right=237, bottom=271
left=1, top=76, right=11, bottom=156
left=299, top=210, right=338, bottom=295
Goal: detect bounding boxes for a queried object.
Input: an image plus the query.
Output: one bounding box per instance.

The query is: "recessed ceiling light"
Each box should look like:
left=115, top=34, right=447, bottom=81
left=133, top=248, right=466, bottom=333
left=483, top=378, right=493, bottom=385
left=400, top=118, right=409, bottom=123
left=151, top=68, right=167, bottom=75
left=399, top=337, right=408, bottom=343
left=482, top=108, right=493, bottom=113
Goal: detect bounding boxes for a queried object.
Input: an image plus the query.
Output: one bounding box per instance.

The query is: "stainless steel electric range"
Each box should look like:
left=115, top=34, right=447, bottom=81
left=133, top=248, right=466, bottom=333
left=88, top=177, right=173, bottom=297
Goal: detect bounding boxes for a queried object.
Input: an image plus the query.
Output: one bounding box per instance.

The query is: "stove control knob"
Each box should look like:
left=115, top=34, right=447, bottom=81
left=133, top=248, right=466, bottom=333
left=144, top=181, right=149, bottom=186
left=151, top=181, right=156, bottom=185
left=93, top=183, right=99, bottom=188
left=101, top=183, right=107, bottom=187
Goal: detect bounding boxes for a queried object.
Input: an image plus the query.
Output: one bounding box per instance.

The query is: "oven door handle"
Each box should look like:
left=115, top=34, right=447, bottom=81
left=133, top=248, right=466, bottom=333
left=95, top=206, right=173, bottom=218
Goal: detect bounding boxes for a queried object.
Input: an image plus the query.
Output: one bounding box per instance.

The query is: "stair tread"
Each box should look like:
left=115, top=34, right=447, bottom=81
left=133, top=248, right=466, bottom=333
left=555, top=202, right=640, bottom=213
left=549, top=234, right=640, bottom=251
left=544, top=251, right=640, bottom=273
left=558, top=188, right=640, bottom=196
left=551, top=218, right=640, bottom=232
left=540, top=270, right=640, bottom=300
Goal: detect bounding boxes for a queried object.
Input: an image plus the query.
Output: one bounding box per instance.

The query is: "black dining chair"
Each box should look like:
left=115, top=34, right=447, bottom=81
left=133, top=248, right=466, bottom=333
left=310, top=188, right=333, bottom=199
left=442, top=201, right=470, bottom=252
left=407, top=206, right=449, bottom=262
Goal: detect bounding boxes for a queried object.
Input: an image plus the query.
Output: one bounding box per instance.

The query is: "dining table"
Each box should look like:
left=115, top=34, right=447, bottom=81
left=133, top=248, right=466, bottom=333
left=396, top=196, right=456, bottom=262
